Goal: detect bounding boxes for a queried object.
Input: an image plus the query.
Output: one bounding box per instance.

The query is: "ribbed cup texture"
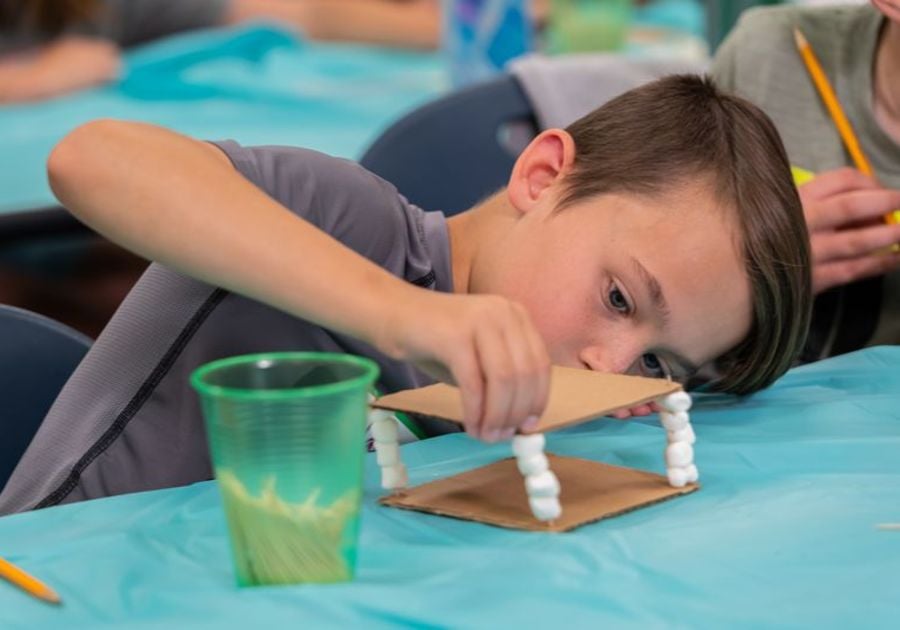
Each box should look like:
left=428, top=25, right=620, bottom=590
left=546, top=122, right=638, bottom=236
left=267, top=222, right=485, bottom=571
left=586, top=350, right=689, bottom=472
left=193, top=354, right=377, bottom=586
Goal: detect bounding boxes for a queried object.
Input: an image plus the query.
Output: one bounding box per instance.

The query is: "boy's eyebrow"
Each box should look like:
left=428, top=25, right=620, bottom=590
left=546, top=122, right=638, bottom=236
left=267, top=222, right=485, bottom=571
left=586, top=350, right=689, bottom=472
left=630, top=257, right=671, bottom=329
left=630, top=257, right=699, bottom=377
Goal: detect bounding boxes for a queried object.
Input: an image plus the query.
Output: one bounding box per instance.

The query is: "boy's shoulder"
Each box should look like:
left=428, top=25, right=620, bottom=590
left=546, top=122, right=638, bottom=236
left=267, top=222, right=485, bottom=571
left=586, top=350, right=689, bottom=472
left=210, top=140, right=452, bottom=290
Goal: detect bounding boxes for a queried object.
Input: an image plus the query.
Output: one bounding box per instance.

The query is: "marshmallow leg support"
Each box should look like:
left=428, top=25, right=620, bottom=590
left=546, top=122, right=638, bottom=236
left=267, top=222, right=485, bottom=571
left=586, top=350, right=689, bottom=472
left=513, top=435, right=562, bottom=522
left=381, top=463, right=408, bottom=490
left=529, top=496, right=562, bottom=521
left=655, top=391, right=700, bottom=488
left=369, top=407, right=408, bottom=491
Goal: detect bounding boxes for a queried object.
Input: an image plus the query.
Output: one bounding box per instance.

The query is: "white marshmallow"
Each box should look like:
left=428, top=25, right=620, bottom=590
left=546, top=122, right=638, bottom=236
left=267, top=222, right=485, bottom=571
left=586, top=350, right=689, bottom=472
left=375, top=441, right=401, bottom=467
left=660, top=410, right=690, bottom=432
left=381, top=463, right=408, bottom=490
left=665, top=442, right=694, bottom=468
left=669, top=424, right=696, bottom=445
left=370, top=417, right=399, bottom=442
left=516, top=452, right=549, bottom=476
left=683, top=464, right=699, bottom=484
left=368, top=407, right=394, bottom=425
left=659, top=391, right=692, bottom=413
left=667, top=467, right=689, bottom=488
left=512, top=434, right=546, bottom=459
left=528, top=496, right=562, bottom=522
left=525, top=471, right=560, bottom=498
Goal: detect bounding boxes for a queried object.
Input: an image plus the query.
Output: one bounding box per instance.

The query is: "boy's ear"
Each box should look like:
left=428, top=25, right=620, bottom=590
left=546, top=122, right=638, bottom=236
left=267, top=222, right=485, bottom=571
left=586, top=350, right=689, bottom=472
left=506, top=129, right=576, bottom=215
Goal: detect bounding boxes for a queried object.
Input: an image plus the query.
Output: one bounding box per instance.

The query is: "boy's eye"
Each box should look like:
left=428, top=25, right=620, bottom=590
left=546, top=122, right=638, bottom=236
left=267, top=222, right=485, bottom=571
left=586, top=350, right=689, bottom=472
left=608, top=286, right=630, bottom=313
left=640, top=353, right=670, bottom=379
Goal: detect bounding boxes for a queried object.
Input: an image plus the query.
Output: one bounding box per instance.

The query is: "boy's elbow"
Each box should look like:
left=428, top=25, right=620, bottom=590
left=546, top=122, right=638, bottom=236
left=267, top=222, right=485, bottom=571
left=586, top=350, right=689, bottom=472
left=47, top=119, right=129, bottom=203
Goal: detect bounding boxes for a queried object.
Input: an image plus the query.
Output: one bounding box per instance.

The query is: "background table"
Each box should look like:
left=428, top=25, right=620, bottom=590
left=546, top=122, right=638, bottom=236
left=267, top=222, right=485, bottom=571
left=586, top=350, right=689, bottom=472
left=1, top=347, right=898, bottom=628
left=0, top=24, right=445, bottom=240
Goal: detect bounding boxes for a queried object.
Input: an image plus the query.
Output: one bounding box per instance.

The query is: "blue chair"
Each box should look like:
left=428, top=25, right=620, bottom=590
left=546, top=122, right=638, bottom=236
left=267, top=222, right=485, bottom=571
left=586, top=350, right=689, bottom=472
left=0, top=305, right=91, bottom=490
left=360, top=74, right=538, bottom=217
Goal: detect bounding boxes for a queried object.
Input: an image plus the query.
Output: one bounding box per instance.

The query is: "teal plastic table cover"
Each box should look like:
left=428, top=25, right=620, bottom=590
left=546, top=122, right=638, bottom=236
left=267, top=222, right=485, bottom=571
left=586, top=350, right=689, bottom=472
left=0, top=24, right=445, bottom=214
left=1, top=347, right=899, bottom=627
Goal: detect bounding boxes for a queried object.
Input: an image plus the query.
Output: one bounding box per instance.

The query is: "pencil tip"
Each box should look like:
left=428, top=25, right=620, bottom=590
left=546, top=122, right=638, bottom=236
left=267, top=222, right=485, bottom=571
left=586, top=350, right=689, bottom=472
left=793, top=27, right=807, bottom=49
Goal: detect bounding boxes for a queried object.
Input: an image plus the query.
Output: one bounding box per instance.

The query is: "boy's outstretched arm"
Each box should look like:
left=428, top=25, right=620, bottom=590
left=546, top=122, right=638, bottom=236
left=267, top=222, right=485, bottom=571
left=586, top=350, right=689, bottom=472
left=47, top=120, right=549, bottom=441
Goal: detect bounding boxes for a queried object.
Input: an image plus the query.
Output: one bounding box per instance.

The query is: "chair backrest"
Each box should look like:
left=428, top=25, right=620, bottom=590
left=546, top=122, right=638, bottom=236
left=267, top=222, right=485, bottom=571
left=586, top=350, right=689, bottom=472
left=0, top=305, right=91, bottom=490
left=360, top=74, right=538, bottom=217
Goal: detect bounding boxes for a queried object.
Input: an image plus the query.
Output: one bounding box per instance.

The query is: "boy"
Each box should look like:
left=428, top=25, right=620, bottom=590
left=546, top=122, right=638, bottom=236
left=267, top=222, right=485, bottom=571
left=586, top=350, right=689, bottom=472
left=0, top=75, right=811, bottom=514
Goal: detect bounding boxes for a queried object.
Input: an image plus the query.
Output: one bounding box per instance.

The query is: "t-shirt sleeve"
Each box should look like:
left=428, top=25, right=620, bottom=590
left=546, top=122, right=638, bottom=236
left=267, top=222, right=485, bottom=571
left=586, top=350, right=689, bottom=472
left=209, top=140, right=418, bottom=275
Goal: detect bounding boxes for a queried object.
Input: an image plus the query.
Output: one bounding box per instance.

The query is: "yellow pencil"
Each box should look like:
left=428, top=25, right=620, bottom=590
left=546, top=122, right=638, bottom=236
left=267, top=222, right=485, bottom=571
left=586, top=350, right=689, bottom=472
left=793, top=27, right=900, bottom=225
left=0, top=556, right=62, bottom=605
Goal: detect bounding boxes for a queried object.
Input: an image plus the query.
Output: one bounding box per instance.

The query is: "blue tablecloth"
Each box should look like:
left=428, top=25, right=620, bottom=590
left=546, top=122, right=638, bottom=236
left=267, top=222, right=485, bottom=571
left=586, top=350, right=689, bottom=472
left=1, top=347, right=899, bottom=627
left=0, top=24, right=445, bottom=214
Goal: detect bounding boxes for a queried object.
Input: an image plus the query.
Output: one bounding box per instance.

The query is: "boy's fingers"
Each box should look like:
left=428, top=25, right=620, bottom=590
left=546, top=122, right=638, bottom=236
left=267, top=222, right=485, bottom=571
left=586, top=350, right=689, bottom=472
left=813, top=223, right=900, bottom=262
left=449, top=349, right=485, bottom=439
left=807, top=189, right=900, bottom=231
left=511, top=304, right=551, bottom=428
left=498, top=321, right=538, bottom=435
left=628, top=404, right=654, bottom=417
left=474, top=323, right=516, bottom=441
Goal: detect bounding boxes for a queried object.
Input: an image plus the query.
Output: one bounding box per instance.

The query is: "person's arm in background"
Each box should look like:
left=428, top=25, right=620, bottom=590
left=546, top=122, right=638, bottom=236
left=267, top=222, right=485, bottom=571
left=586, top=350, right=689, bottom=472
left=227, top=0, right=441, bottom=49
left=46, top=120, right=550, bottom=441
left=0, top=35, right=120, bottom=102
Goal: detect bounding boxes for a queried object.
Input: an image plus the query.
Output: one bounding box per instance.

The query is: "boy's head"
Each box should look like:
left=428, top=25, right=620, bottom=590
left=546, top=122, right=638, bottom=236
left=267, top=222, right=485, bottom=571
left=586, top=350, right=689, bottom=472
left=468, top=74, right=811, bottom=395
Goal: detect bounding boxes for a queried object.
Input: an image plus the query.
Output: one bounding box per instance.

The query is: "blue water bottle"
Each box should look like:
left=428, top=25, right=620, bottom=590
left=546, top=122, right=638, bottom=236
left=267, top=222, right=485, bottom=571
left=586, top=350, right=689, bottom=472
left=443, top=0, right=534, bottom=87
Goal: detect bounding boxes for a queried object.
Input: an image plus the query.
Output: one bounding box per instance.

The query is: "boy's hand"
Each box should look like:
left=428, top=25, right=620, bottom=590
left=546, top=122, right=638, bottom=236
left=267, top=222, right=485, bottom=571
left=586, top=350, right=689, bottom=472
left=800, top=168, right=900, bottom=294
left=609, top=401, right=661, bottom=419
left=380, top=290, right=551, bottom=442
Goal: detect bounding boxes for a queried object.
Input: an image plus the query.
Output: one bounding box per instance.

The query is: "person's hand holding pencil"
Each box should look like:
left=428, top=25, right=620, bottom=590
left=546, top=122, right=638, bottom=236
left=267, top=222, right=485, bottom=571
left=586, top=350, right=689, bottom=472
left=799, top=167, right=900, bottom=294
left=792, top=27, right=900, bottom=291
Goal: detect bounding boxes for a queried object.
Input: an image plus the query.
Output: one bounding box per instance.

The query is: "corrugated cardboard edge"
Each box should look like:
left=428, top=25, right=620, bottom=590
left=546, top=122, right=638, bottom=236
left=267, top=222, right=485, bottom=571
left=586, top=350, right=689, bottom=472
left=380, top=455, right=699, bottom=533
left=372, top=367, right=681, bottom=434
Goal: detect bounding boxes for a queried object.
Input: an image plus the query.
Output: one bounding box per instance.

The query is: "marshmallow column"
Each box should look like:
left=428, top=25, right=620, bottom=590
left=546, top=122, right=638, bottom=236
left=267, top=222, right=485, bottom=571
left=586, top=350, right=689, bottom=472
left=512, top=434, right=561, bottom=522
left=656, top=391, right=699, bottom=488
left=368, top=405, right=408, bottom=492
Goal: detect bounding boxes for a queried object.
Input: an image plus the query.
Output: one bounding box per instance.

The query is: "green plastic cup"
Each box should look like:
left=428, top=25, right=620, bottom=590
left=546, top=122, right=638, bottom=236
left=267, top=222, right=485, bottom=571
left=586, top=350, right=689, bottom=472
left=191, top=352, right=379, bottom=587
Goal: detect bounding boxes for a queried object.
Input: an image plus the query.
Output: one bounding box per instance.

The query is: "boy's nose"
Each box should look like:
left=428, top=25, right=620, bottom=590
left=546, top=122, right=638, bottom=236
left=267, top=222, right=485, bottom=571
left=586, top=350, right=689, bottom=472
left=578, top=344, right=638, bottom=374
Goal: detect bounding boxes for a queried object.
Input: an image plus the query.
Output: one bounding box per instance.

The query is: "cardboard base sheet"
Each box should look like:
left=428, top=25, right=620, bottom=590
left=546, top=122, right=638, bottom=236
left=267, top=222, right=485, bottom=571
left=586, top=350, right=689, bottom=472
left=381, top=454, right=699, bottom=532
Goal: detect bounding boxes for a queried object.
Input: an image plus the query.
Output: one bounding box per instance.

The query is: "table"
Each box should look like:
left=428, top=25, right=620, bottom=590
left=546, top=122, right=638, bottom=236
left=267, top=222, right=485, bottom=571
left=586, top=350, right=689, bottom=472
left=0, top=24, right=445, bottom=239
left=2, top=347, right=899, bottom=628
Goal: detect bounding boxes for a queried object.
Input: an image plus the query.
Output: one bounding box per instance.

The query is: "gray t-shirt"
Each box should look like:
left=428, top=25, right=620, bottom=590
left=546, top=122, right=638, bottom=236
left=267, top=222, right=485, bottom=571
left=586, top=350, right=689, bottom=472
left=712, top=4, right=900, bottom=360
left=0, top=142, right=454, bottom=515
left=0, top=0, right=229, bottom=54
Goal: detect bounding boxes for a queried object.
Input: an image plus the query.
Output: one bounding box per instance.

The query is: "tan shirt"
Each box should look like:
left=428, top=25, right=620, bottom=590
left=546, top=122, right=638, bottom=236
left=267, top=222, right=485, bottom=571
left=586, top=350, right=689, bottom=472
left=712, top=4, right=900, bottom=358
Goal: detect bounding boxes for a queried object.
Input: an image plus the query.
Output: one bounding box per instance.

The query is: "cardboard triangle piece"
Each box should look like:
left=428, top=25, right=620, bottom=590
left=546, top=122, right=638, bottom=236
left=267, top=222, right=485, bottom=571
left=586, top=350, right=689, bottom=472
left=381, top=454, right=698, bottom=532
left=373, top=366, right=681, bottom=433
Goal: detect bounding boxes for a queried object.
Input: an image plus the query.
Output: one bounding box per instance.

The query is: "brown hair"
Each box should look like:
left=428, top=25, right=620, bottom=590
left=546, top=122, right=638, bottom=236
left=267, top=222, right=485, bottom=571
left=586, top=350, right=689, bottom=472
left=0, top=0, right=99, bottom=36
left=560, top=74, right=811, bottom=395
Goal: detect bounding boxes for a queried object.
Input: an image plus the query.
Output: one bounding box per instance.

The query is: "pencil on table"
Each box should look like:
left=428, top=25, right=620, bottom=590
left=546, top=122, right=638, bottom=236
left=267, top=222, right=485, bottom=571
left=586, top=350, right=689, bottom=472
left=793, top=27, right=900, bottom=226
left=0, top=556, right=62, bottom=605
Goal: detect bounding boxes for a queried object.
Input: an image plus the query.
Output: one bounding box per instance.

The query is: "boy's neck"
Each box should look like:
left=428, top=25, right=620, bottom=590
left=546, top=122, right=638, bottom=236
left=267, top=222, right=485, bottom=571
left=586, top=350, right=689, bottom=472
left=874, top=19, right=900, bottom=144
left=446, top=192, right=517, bottom=294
